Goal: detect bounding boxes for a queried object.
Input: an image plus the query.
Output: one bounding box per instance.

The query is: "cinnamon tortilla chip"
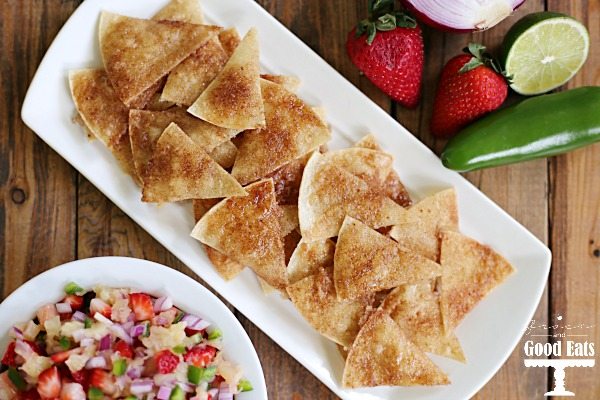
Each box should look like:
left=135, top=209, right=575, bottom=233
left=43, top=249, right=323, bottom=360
left=188, top=28, right=265, bottom=130
left=287, top=268, right=373, bottom=347
left=322, top=148, right=393, bottom=187
left=209, top=140, right=237, bottom=169
left=389, top=188, right=459, bottom=261
left=381, top=282, right=465, bottom=362
left=261, top=74, right=301, bottom=92
left=141, top=123, right=245, bottom=202
left=298, top=152, right=408, bottom=241
left=152, top=0, right=205, bottom=24
left=99, top=12, right=219, bottom=106
left=205, top=246, right=245, bottom=281
left=129, top=108, right=238, bottom=181
left=231, top=79, right=331, bottom=185
left=266, top=153, right=311, bottom=205
left=287, top=239, right=335, bottom=285
left=439, top=231, right=515, bottom=332
left=193, top=198, right=220, bottom=221
left=69, top=69, right=136, bottom=179
left=191, top=179, right=288, bottom=290
left=334, top=216, right=442, bottom=300
left=279, top=205, right=299, bottom=237
left=218, top=28, right=241, bottom=56
left=342, top=309, right=449, bottom=388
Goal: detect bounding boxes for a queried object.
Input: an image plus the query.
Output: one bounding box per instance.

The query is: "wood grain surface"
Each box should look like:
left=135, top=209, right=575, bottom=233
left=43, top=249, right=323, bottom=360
left=1, top=0, right=599, bottom=399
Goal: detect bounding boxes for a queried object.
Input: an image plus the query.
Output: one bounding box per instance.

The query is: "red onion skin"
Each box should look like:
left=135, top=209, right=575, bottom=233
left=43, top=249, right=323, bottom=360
left=401, top=0, right=526, bottom=33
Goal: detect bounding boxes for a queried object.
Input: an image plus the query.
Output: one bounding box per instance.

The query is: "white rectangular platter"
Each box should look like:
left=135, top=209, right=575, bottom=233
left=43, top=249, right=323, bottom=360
left=21, top=1, right=551, bottom=399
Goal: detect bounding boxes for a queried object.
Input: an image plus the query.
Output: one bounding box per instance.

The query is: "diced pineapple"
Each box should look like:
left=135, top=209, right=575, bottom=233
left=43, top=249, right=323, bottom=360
left=94, top=285, right=129, bottom=305
left=20, top=354, right=53, bottom=379
left=23, top=320, right=41, bottom=341
left=60, top=321, right=85, bottom=338
left=44, top=316, right=61, bottom=339
left=141, top=322, right=186, bottom=352
left=111, top=298, right=132, bottom=323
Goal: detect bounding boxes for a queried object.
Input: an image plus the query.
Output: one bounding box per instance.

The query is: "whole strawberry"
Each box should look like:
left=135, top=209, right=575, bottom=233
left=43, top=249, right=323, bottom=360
left=431, top=43, right=509, bottom=138
left=346, top=0, right=424, bottom=108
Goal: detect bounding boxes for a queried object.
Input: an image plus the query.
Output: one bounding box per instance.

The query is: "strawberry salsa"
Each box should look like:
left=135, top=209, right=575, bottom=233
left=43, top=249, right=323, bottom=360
left=0, top=283, right=252, bottom=399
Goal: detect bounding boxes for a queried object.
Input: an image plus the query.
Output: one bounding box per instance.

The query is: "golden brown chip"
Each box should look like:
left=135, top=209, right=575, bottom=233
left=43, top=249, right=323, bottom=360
left=389, top=188, right=459, bottom=261
left=128, top=76, right=167, bottom=110
left=287, top=239, right=335, bottom=285
left=354, top=134, right=412, bottom=207
left=69, top=69, right=136, bottom=179
left=188, top=28, right=265, bottom=130
left=279, top=205, right=299, bottom=237
left=192, top=198, right=220, bottom=221
left=129, top=108, right=238, bottom=181
left=191, top=179, right=288, bottom=290
left=334, top=216, right=442, bottom=300
left=260, top=74, right=301, bottom=92
left=439, top=231, right=515, bottom=333
left=287, top=268, right=373, bottom=347
left=283, top=229, right=302, bottom=265
left=205, top=246, right=245, bottom=281
left=342, top=308, right=449, bottom=388
left=231, top=80, right=331, bottom=185
left=298, top=152, right=408, bottom=241
left=141, top=123, right=245, bottom=202
left=145, top=92, right=176, bottom=111
left=99, top=12, right=219, bottom=106
left=266, top=153, right=311, bottom=205
left=218, top=28, right=241, bottom=56
left=161, top=36, right=229, bottom=106
left=381, top=282, right=465, bottom=362
left=209, top=140, right=237, bottom=169
left=321, top=148, right=393, bottom=187
left=152, top=0, right=205, bottom=24
left=311, top=106, right=327, bottom=124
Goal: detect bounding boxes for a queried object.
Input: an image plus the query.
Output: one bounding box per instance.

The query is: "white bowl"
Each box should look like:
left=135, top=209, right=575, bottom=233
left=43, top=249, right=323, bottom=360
left=0, top=256, right=267, bottom=399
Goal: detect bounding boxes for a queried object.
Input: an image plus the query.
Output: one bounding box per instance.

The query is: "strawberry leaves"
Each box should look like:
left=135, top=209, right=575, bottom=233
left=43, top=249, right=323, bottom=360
left=459, top=43, right=513, bottom=82
left=356, top=0, right=417, bottom=45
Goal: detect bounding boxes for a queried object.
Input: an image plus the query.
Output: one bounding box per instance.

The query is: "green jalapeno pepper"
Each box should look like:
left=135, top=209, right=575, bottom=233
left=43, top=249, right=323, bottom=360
left=441, top=87, right=600, bottom=172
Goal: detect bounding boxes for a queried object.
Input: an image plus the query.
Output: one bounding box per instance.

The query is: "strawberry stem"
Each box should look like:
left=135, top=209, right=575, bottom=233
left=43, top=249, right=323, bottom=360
left=459, top=42, right=513, bottom=83
left=356, top=1, right=417, bottom=45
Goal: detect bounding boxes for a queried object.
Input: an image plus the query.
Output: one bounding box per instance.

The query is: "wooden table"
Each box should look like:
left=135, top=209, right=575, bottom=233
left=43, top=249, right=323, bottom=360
left=2, top=0, right=599, bottom=398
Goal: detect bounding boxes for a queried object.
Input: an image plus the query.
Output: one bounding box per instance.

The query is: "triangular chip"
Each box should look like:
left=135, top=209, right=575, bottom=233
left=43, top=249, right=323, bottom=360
left=69, top=69, right=135, bottom=179
left=141, top=123, right=245, bottom=202
left=231, top=79, right=331, bottom=184
left=266, top=152, right=311, bottom=205
left=191, top=179, right=287, bottom=290
left=161, top=36, right=229, bottom=106
left=334, top=216, right=442, bottom=300
left=321, top=148, right=393, bottom=187
left=188, top=28, right=264, bottom=130
left=193, top=198, right=220, bottom=221
left=354, top=134, right=412, bottom=207
left=209, top=140, right=237, bottom=169
left=129, top=108, right=238, bottom=181
left=279, top=205, right=299, bottom=237
left=128, top=76, right=167, bottom=109
left=218, top=28, right=241, bottom=56
left=381, top=282, right=465, bottom=362
left=298, top=152, right=407, bottom=241
left=342, top=309, right=449, bottom=388
left=205, top=246, right=245, bottom=281
left=287, top=268, right=373, bottom=347
left=389, top=188, right=459, bottom=260
left=152, top=0, right=204, bottom=24
left=440, top=231, right=515, bottom=332
left=287, top=239, right=335, bottom=285
left=261, top=74, right=301, bottom=92
left=99, top=12, right=219, bottom=106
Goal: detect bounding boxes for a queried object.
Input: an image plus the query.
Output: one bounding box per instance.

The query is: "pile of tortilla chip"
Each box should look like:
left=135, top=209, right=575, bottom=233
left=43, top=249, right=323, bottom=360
left=69, top=0, right=516, bottom=390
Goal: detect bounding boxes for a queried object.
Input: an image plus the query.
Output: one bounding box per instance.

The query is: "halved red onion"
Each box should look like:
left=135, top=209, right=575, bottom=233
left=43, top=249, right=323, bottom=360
left=130, top=379, right=154, bottom=395
left=153, top=296, right=174, bottom=313
left=72, top=311, right=87, bottom=322
left=56, top=302, right=73, bottom=314
left=157, top=385, right=173, bottom=400
left=401, top=0, right=526, bottom=32
left=181, top=314, right=211, bottom=331
left=85, top=356, right=108, bottom=370
left=130, top=324, right=146, bottom=338
left=109, top=324, right=133, bottom=344
left=218, top=383, right=233, bottom=400
left=99, top=334, right=111, bottom=351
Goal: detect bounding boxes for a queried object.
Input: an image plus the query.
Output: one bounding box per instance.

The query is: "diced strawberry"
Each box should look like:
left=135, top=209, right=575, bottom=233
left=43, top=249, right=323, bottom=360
left=207, top=395, right=213, bottom=400
left=129, top=293, right=155, bottom=321
left=69, top=370, right=89, bottom=392
left=20, top=388, right=41, bottom=399
left=89, top=299, right=111, bottom=319
left=210, top=374, right=224, bottom=389
left=36, top=304, right=59, bottom=326
left=59, top=382, right=85, bottom=400
left=183, top=346, right=216, bottom=368
left=184, top=328, right=206, bottom=337
left=59, top=313, right=73, bottom=322
left=0, top=371, right=18, bottom=399
left=37, top=366, right=62, bottom=399
left=89, top=369, right=115, bottom=395
left=2, top=342, right=17, bottom=367
left=62, top=295, right=84, bottom=311
left=51, top=349, right=74, bottom=364
left=155, top=350, right=179, bottom=374
left=24, top=340, right=41, bottom=355
left=112, top=340, right=133, bottom=359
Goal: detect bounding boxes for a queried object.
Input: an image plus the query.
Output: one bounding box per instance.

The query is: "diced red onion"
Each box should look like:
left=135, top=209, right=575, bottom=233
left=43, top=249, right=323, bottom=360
left=154, top=316, right=168, bottom=326
left=109, top=324, right=133, bottom=344
left=80, top=337, right=94, bottom=348
left=127, top=367, right=142, bottom=380
left=122, top=321, right=134, bottom=331
left=153, top=296, right=174, bottom=313
left=218, top=383, right=233, bottom=400
left=115, top=375, right=129, bottom=391
left=156, top=385, right=173, bottom=400
left=85, top=356, right=107, bottom=369
left=134, top=347, right=147, bottom=358
left=130, top=324, right=146, bottom=338
left=56, top=302, right=73, bottom=314
left=99, top=334, right=111, bottom=351
left=12, top=327, right=23, bottom=340
left=180, top=382, right=194, bottom=393
left=94, top=312, right=114, bottom=326
left=401, top=0, right=526, bottom=32
left=207, top=388, right=219, bottom=398
left=72, top=311, right=87, bottom=322
left=15, top=340, right=34, bottom=359
left=130, top=379, right=154, bottom=395
left=181, top=314, right=211, bottom=331
left=127, top=312, right=136, bottom=322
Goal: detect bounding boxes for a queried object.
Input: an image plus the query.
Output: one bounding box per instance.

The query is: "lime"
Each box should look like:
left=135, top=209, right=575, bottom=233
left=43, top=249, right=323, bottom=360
left=503, top=12, right=589, bottom=95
